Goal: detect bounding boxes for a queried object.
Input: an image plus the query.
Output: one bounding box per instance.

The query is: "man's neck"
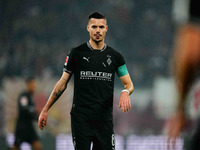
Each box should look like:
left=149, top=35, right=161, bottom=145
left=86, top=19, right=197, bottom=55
left=89, top=39, right=105, bottom=50
left=27, top=90, right=34, bottom=95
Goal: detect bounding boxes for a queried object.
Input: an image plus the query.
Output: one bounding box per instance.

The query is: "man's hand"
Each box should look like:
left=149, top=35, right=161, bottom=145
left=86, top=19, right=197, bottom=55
left=119, top=91, right=131, bottom=112
left=38, top=110, right=48, bottom=130
left=167, top=112, right=186, bottom=149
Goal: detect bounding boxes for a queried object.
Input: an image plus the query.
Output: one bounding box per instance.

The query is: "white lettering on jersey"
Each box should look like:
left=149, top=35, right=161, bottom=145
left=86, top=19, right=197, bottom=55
left=80, top=71, right=112, bottom=81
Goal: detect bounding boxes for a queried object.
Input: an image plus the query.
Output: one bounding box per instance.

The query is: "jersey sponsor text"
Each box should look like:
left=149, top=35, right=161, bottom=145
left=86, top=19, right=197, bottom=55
left=80, top=71, right=112, bottom=81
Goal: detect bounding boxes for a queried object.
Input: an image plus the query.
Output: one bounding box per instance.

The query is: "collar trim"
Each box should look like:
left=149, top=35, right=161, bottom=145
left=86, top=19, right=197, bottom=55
left=87, top=42, right=107, bottom=52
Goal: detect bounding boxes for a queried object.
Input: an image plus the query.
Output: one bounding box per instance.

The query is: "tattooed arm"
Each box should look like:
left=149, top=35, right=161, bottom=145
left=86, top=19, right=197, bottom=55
left=38, top=72, right=71, bottom=130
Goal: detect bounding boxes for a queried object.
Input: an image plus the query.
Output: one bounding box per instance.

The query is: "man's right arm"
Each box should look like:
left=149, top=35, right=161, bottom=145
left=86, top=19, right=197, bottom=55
left=38, top=72, right=71, bottom=130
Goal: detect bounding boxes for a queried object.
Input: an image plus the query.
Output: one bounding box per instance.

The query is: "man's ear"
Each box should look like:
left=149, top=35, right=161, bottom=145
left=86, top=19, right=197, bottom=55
left=87, top=25, right=90, bottom=32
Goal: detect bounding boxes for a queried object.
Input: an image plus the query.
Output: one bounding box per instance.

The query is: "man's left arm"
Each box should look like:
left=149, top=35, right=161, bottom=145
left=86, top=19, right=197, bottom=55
left=119, top=74, right=134, bottom=112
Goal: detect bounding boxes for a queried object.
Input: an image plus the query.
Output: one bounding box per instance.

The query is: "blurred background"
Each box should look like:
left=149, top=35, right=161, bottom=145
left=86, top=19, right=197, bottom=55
left=0, top=0, right=198, bottom=149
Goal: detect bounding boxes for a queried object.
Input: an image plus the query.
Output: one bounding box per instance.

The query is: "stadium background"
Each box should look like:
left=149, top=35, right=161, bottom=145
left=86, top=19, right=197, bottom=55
left=0, top=0, right=199, bottom=149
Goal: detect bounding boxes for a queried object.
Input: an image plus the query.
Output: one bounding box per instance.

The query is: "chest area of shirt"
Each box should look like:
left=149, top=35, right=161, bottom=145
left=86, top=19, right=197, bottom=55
left=78, top=52, right=115, bottom=72
left=19, top=95, right=34, bottom=107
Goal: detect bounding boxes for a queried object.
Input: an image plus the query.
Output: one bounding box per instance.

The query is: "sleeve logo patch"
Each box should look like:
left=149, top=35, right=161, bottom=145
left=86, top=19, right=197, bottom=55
left=64, top=56, right=69, bottom=66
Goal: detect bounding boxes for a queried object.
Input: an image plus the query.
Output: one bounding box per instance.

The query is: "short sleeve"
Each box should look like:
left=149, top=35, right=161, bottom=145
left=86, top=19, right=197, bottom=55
left=63, top=49, right=77, bottom=74
left=116, top=52, right=129, bottom=77
left=117, top=52, right=126, bottom=67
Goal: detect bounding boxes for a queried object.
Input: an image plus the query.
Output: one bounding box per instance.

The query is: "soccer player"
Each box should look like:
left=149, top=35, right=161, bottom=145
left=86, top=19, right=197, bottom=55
left=168, top=0, right=200, bottom=149
left=168, top=25, right=200, bottom=150
left=38, top=12, right=134, bottom=150
left=12, top=77, right=42, bottom=150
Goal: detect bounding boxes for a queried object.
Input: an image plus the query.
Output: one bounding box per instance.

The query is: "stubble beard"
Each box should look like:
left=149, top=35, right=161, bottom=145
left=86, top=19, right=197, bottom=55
left=92, top=37, right=103, bottom=44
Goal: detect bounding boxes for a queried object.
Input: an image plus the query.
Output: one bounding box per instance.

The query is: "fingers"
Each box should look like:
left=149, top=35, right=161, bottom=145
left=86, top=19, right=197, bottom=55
left=119, top=100, right=131, bottom=112
left=119, top=102, right=125, bottom=112
left=167, top=137, right=177, bottom=150
left=167, top=137, right=170, bottom=150
left=38, top=114, right=47, bottom=130
left=38, top=121, right=43, bottom=130
left=172, top=137, right=176, bottom=150
left=167, top=137, right=173, bottom=150
left=119, top=91, right=131, bottom=112
left=39, top=119, right=46, bottom=130
left=38, top=118, right=44, bottom=130
left=41, top=119, right=47, bottom=129
left=128, top=99, right=131, bottom=109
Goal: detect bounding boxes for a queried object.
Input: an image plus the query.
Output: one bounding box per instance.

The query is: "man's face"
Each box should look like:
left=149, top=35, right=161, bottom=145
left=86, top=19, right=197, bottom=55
left=27, top=80, right=36, bottom=94
left=87, top=18, right=108, bottom=43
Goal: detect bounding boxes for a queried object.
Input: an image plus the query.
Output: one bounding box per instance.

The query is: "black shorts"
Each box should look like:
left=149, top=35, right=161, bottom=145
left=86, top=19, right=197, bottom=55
left=14, top=121, right=39, bottom=146
left=71, top=114, right=115, bottom=150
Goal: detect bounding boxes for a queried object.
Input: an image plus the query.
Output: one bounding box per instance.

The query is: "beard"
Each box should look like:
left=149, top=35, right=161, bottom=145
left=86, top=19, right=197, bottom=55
left=92, top=36, right=103, bottom=44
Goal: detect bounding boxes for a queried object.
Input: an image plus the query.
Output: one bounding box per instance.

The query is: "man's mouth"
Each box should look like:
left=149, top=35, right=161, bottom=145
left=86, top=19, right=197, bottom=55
left=94, top=34, right=102, bottom=38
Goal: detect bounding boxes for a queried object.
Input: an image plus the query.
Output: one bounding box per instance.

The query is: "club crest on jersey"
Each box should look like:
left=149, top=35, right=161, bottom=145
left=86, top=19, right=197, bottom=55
left=64, top=56, right=69, bottom=66
left=107, top=55, right=112, bottom=66
left=20, top=96, right=28, bottom=106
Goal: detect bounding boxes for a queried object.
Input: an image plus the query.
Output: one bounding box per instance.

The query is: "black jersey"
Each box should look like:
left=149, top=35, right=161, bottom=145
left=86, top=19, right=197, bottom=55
left=14, top=91, right=38, bottom=145
left=63, top=42, right=126, bottom=120
left=17, top=91, right=36, bottom=122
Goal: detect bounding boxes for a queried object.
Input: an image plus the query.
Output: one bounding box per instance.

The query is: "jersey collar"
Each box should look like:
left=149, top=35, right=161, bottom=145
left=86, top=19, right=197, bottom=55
left=87, top=42, right=107, bottom=52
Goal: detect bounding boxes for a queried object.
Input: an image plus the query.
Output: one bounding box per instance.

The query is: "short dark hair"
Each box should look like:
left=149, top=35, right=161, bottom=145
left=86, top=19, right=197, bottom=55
left=89, top=12, right=106, bottom=21
left=25, top=76, right=35, bottom=83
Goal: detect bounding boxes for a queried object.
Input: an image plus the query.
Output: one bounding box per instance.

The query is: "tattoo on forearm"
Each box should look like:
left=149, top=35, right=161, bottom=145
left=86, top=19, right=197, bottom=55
left=49, top=90, right=64, bottom=108
left=48, top=83, right=67, bottom=109
left=53, top=90, right=63, bottom=100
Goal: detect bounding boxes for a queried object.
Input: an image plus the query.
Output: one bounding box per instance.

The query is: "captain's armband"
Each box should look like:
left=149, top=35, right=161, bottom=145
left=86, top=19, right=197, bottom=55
left=117, top=64, right=129, bottom=77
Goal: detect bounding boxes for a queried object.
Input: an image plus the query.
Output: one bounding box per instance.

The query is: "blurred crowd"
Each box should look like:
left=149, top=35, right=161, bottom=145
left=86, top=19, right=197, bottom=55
left=0, top=0, right=174, bottom=87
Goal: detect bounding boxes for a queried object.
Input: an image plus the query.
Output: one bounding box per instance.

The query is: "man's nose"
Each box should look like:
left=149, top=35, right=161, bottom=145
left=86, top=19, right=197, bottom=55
left=96, top=27, right=101, bottom=32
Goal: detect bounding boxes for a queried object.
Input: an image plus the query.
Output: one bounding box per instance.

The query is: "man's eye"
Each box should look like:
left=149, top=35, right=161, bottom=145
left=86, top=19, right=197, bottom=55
left=100, top=26, right=105, bottom=29
left=92, top=26, right=97, bottom=29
